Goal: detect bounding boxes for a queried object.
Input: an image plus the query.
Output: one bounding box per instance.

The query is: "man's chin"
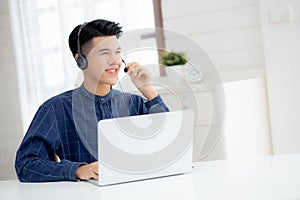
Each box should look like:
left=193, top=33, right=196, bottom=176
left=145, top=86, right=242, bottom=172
left=101, top=80, right=118, bottom=86
left=110, top=80, right=118, bottom=86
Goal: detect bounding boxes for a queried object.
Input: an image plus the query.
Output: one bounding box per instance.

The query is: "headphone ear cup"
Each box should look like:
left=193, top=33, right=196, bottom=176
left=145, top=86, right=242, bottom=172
left=76, top=55, right=88, bottom=70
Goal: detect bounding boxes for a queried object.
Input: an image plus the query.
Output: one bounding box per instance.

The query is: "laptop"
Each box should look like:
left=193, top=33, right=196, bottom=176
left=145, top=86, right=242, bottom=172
left=90, top=109, right=194, bottom=186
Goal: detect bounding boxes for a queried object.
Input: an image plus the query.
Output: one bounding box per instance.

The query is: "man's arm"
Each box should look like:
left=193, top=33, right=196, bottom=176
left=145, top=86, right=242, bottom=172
left=15, top=104, right=84, bottom=182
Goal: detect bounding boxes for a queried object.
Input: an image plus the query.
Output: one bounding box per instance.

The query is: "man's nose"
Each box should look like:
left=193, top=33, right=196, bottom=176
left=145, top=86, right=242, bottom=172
left=109, top=56, right=120, bottom=65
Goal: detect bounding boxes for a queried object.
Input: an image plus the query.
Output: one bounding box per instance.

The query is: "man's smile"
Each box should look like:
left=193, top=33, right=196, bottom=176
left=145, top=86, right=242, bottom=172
left=105, top=68, right=118, bottom=72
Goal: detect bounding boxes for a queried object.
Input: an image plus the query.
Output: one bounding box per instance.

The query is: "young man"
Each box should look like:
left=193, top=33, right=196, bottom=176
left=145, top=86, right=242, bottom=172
left=15, top=19, right=169, bottom=182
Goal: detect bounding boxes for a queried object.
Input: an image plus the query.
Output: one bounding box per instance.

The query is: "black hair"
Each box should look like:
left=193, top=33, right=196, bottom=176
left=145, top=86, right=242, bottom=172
left=68, top=19, right=123, bottom=57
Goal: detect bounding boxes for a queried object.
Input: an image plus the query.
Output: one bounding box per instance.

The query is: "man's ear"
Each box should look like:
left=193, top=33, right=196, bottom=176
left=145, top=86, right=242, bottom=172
left=75, top=53, right=79, bottom=60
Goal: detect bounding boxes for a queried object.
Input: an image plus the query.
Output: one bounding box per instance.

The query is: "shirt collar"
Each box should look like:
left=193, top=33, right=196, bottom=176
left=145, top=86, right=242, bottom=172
left=77, top=83, right=113, bottom=103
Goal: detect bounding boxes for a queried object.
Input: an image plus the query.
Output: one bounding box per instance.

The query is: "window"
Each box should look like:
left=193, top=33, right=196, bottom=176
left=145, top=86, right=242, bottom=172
left=10, top=0, right=158, bottom=132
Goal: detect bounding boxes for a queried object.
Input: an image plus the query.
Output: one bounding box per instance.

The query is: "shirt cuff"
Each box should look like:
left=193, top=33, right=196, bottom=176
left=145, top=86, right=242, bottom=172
left=145, top=94, right=163, bottom=109
left=62, top=159, right=87, bottom=181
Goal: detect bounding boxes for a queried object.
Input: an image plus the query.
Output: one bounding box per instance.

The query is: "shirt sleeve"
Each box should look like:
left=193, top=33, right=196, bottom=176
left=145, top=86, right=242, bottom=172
left=15, top=104, right=84, bottom=182
left=144, top=94, right=170, bottom=114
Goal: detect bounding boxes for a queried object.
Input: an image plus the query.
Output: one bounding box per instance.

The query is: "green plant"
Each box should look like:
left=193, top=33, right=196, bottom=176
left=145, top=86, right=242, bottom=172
left=159, top=50, right=187, bottom=66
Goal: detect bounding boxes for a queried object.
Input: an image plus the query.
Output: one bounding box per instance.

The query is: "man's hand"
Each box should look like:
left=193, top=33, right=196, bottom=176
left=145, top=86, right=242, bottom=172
left=75, top=161, right=98, bottom=180
left=126, top=62, right=158, bottom=100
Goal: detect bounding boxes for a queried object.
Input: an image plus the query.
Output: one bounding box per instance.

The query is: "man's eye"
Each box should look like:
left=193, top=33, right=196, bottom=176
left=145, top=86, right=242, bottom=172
left=116, top=51, right=121, bottom=54
left=100, top=52, right=109, bottom=55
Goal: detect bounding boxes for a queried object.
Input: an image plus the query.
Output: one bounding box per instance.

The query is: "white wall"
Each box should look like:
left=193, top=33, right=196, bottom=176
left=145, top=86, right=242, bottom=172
left=161, top=0, right=273, bottom=160
left=0, top=0, right=23, bottom=180
left=259, top=0, right=300, bottom=154
left=162, top=0, right=265, bottom=76
left=223, top=77, right=273, bottom=159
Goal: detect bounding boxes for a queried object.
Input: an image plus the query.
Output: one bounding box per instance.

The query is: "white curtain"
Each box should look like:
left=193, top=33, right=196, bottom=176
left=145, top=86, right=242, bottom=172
left=10, top=0, right=157, bottom=132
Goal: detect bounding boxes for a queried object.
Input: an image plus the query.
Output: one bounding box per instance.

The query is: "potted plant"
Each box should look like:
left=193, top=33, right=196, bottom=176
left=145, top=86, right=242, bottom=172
left=159, top=50, right=188, bottom=83
left=159, top=50, right=187, bottom=66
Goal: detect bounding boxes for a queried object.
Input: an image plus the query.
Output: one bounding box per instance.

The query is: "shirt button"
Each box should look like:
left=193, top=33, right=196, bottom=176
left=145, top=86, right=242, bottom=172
left=100, top=98, right=105, bottom=102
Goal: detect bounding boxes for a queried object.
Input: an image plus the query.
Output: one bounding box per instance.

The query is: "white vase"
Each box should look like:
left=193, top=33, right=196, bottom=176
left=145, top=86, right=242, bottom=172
left=164, top=65, right=187, bottom=84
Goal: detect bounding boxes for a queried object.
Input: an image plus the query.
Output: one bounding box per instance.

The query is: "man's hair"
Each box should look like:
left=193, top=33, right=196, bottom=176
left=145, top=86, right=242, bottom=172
left=68, top=19, right=123, bottom=57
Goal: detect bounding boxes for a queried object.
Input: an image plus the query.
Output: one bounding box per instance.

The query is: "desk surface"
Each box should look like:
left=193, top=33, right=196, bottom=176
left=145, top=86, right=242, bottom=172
left=1, top=153, right=300, bottom=200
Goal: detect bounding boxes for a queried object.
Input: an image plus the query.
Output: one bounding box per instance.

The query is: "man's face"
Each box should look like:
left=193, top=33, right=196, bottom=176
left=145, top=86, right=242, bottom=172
left=83, top=36, right=122, bottom=87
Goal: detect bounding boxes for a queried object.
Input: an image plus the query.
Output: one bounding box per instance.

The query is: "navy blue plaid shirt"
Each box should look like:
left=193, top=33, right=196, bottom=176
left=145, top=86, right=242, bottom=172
left=15, top=84, right=169, bottom=182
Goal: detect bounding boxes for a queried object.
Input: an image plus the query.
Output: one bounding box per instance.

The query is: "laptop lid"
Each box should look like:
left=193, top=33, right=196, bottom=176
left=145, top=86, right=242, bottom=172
left=95, top=110, right=194, bottom=186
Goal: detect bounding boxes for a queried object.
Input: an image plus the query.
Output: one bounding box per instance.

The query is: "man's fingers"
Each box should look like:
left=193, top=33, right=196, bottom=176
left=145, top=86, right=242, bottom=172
left=91, top=172, right=98, bottom=180
left=90, top=162, right=98, bottom=179
left=82, top=170, right=98, bottom=180
left=75, top=161, right=99, bottom=180
left=130, top=67, right=147, bottom=78
left=137, top=70, right=147, bottom=77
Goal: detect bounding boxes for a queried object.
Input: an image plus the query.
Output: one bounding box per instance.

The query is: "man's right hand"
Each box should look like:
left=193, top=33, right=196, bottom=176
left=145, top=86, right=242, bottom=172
left=75, top=161, right=98, bottom=180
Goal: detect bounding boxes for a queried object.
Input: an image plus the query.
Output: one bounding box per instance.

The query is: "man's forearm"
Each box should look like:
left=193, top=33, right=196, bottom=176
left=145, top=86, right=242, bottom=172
left=15, top=157, right=83, bottom=182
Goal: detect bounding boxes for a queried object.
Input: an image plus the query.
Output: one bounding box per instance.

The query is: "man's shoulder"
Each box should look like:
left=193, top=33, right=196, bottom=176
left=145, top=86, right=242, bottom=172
left=41, top=89, right=75, bottom=110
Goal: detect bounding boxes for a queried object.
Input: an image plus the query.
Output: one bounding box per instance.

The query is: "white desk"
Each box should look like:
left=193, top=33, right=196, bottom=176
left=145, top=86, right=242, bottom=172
left=1, top=153, right=300, bottom=200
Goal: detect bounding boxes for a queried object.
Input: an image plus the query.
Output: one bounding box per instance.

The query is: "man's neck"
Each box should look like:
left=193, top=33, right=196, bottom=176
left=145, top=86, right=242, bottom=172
left=83, top=81, right=111, bottom=96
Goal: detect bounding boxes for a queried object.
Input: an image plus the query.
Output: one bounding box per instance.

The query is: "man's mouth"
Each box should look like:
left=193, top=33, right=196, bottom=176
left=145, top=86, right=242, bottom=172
left=105, top=68, right=118, bottom=73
